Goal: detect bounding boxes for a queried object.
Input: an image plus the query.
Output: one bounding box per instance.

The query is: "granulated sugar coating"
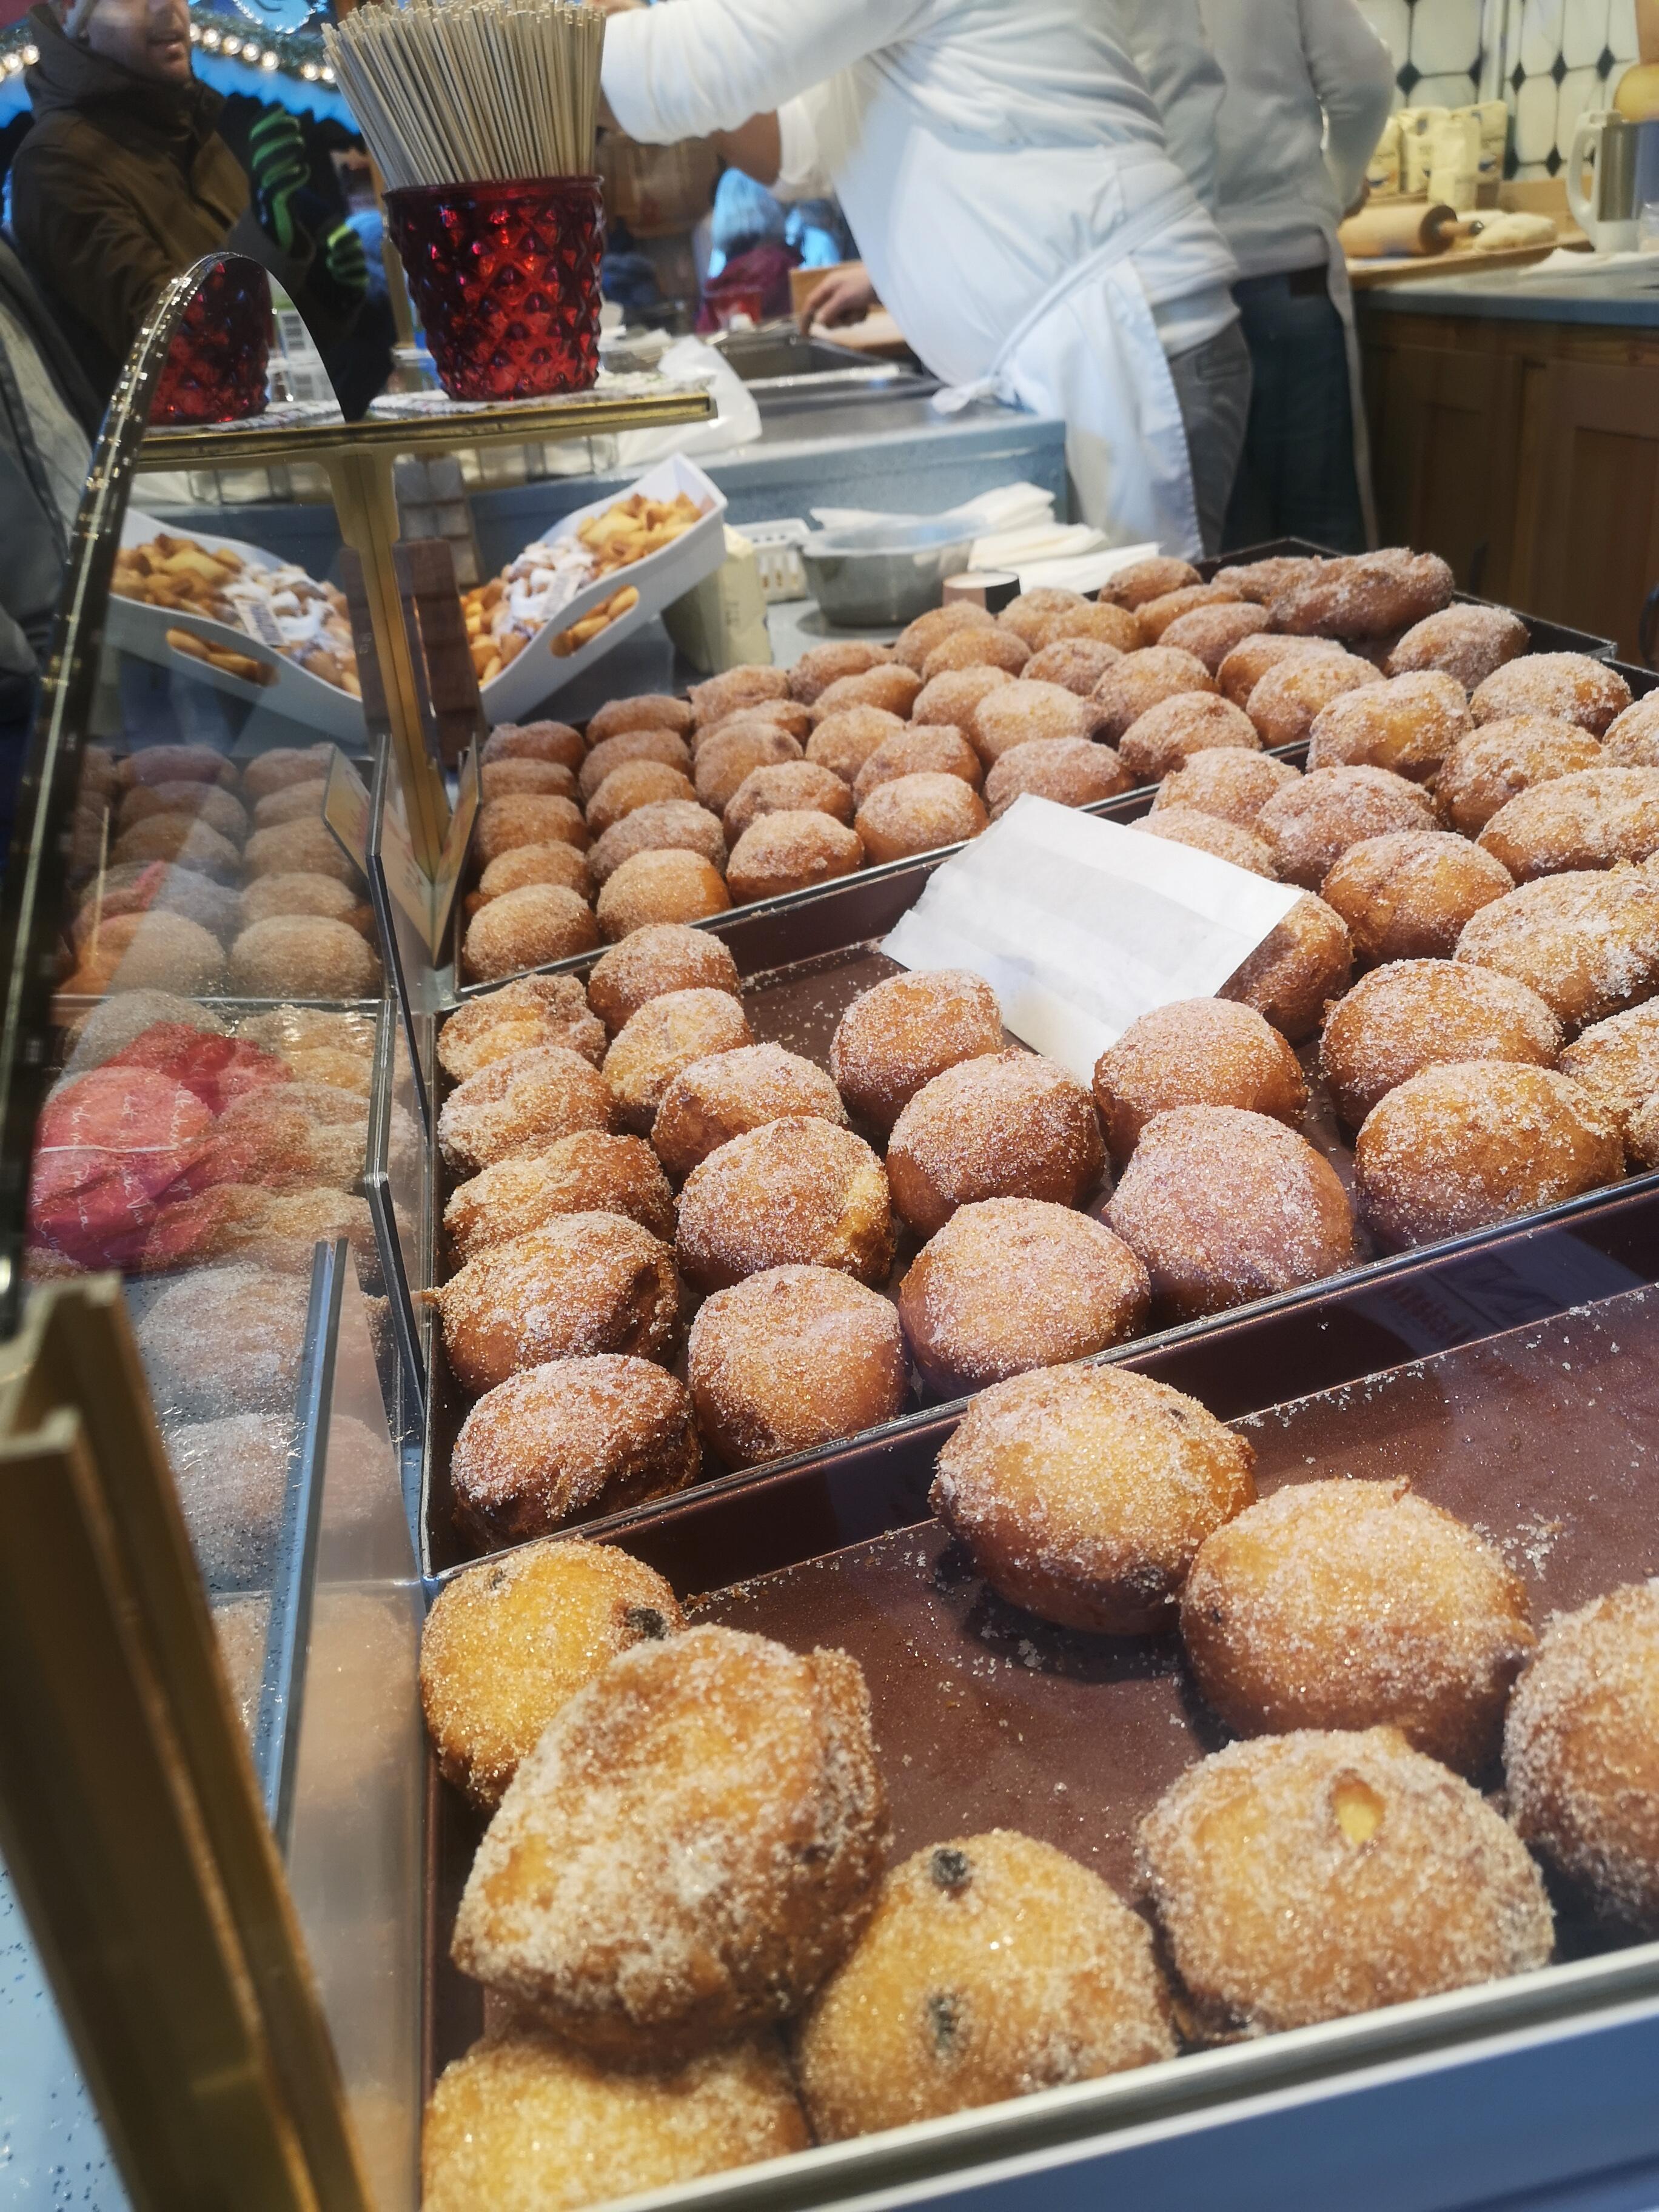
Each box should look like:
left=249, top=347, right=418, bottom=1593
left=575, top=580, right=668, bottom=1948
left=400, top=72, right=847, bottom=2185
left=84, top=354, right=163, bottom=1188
left=688, top=663, right=793, bottom=729
left=1305, top=670, right=1472, bottom=783
left=695, top=699, right=811, bottom=751
left=603, top=988, right=754, bottom=1134
left=1504, top=1581, right=1659, bottom=1932
left=1107, top=1105, right=1355, bottom=1320
left=788, top=638, right=894, bottom=706
left=1116, top=692, right=1262, bottom=782
left=452, top=1624, right=889, bottom=2059
left=653, top=1044, right=848, bottom=1179
left=727, top=760, right=855, bottom=842
left=164, top=1412, right=289, bottom=1589
left=1469, top=653, right=1631, bottom=736
left=1138, top=583, right=1245, bottom=643
left=474, top=794, right=588, bottom=868
left=241, top=743, right=331, bottom=800
left=727, top=811, right=865, bottom=905
left=1269, top=549, right=1453, bottom=639
left=919, top=625, right=1031, bottom=685
left=1099, top=554, right=1201, bottom=610
left=1604, top=693, right=1659, bottom=763
left=1130, top=808, right=1278, bottom=877
left=1021, top=637, right=1125, bottom=697
left=1321, top=831, right=1515, bottom=964
left=897, top=1198, right=1149, bottom=1394
left=67, top=989, right=225, bottom=1073
left=855, top=773, right=987, bottom=864
left=597, top=850, right=732, bottom=943
left=235, top=1004, right=375, bottom=1061
left=830, top=970, right=1005, bottom=1133
left=676, top=1117, right=893, bottom=1292
left=1558, top=1000, right=1659, bottom=1134
left=1181, top=1480, right=1535, bottom=1773
left=985, top=737, right=1131, bottom=819
left=136, top=1264, right=310, bottom=1418
left=688, top=1265, right=908, bottom=1469
left=795, top=1830, right=1174, bottom=2139
left=481, top=760, right=578, bottom=803
left=970, top=680, right=1106, bottom=765
left=1256, top=766, right=1436, bottom=892
left=1136, top=1727, right=1553, bottom=2042
left=909, top=665, right=1012, bottom=737
left=589, top=800, right=727, bottom=888
left=483, top=717, right=585, bottom=770
left=1089, top=648, right=1217, bottom=746
left=422, top=2028, right=808, bottom=2212
left=813, top=664, right=927, bottom=723
left=1213, top=554, right=1319, bottom=604
left=449, top=1356, right=699, bottom=1548
left=998, top=585, right=1091, bottom=648
left=1436, top=717, right=1604, bottom=837
left=1477, top=766, right=1659, bottom=882
left=931, top=1364, right=1255, bottom=1635
left=587, top=759, right=699, bottom=842
left=1245, top=652, right=1381, bottom=749
left=1353, top=1061, right=1623, bottom=1248
left=805, top=705, right=908, bottom=787
left=887, top=1051, right=1104, bottom=1238
left=586, top=923, right=741, bottom=1036
left=1158, top=600, right=1273, bottom=675
left=462, top=884, right=598, bottom=985
left=426, top=1215, right=682, bottom=1393
left=213, top=1078, right=386, bottom=1191
left=1454, top=866, right=1659, bottom=1030
left=1153, top=746, right=1302, bottom=826
left=1631, top=1093, right=1659, bottom=1167
left=1384, top=605, right=1530, bottom=692
left=420, top=1536, right=685, bottom=1806
left=578, top=727, right=692, bottom=805
left=853, top=726, right=982, bottom=806
left=443, top=1134, right=676, bottom=1264
left=1215, top=634, right=1343, bottom=711
left=892, top=600, right=998, bottom=674
left=1093, top=1000, right=1307, bottom=1165
left=438, top=1045, right=614, bottom=1176
left=586, top=694, right=695, bottom=746
left=438, top=974, right=605, bottom=1082
left=1319, top=959, right=1563, bottom=1130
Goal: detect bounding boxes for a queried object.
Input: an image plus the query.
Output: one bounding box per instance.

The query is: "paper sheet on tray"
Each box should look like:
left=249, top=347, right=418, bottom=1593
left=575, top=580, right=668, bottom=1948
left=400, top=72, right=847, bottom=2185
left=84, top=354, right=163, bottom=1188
left=882, top=794, right=1302, bottom=1083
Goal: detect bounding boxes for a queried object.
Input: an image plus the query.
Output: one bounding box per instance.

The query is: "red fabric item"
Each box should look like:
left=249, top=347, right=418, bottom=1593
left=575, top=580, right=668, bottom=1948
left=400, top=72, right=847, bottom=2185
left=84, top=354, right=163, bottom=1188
left=695, top=240, right=799, bottom=333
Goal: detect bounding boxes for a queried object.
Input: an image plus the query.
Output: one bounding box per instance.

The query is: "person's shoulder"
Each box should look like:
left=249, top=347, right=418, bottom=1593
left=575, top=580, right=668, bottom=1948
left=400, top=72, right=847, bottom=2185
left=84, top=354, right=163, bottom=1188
left=12, top=107, right=109, bottom=176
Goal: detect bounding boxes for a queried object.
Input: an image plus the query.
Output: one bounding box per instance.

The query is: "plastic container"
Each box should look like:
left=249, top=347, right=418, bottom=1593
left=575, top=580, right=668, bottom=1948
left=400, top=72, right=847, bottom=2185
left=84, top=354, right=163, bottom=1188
left=151, top=258, right=270, bottom=426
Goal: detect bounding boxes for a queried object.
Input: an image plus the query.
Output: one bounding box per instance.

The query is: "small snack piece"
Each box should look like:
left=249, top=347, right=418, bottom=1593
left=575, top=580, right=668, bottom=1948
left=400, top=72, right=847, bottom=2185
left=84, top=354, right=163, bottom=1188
left=1213, top=554, right=1321, bottom=603
left=887, top=1050, right=1104, bottom=1236
left=586, top=923, right=740, bottom=1034
left=855, top=773, right=987, bottom=862
left=229, top=915, right=381, bottom=1000
left=909, top=665, right=1013, bottom=736
left=1504, top=1582, right=1659, bottom=1932
left=1305, top=670, right=1472, bottom=783
left=1091, top=648, right=1216, bottom=745
left=1131, top=808, right=1277, bottom=876
left=1153, top=747, right=1302, bottom=826
left=422, top=2029, right=807, bottom=2212
left=1093, top=999, right=1307, bottom=1165
left=114, top=813, right=240, bottom=878
left=462, top=883, right=598, bottom=984
left=588, top=800, right=726, bottom=887
left=1117, top=693, right=1262, bottom=781
left=426, top=1215, right=682, bottom=1392
left=997, top=586, right=1089, bottom=649
left=1271, top=549, right=1455, bottom=640
left=891, top=600, right=998, bottom=674
left=1136, top=581, right=1245, bottom=644
left=805, top=705, right=907, bottom=786
left=1469, top=653, right=1631, bottom=735
left=421, top=1536, right=686, bottom=1803
left=1256, top=765, right=1436, bottom=891
left=724, top=761, right=854, bottom=843
left=451, top=1624, right=888, bottom=2058
left=603, top=987, right=754, bottom=1134
left=689, top=1264, right=908, bottom=1467
left=1108, top=1105, right=1354, bottom=1319
left=578, top=726, right=692, bottom=804
left=1136, top=1726, right=1553, bottom=2042
left=1181, top=1481, right=1535, bottom=1772
left=918, top=626, right=1030, bottom=683
left=1385, top=605, right=1529, bottom=692
left=652, top=1043, right=847, bottom=1179
left=984, top=737, right=1131, bottom=818
left=796, top=1832, right=1173, bottom=2140
left=851, top=726, right=983, bottom=805
left=1322, top=830, right=1514, bottom=964
left=688, top=665, right=792, bottom=728
left=789, top=638, right=893, bottom=705
left=1455, top=868, right=1659, bottom=1030
left=1158, top=601, right=1274, bottom=675
left=1478, top=766, right=1659, bottom=881
left=676, top=1117, right=893, bottom=1291
left=596, top=849, right=731, bottom=941
left=481, top=759, right=577, bottom=802
left=1099, top=555, right=1202, bottom=610
left=694, top=723, right=804, bottom=816
left=475, top=794, right=586, bottom=866
left=726, top=811, right=864, bottom=903
left=933, top=1363, right=1255, bottom=1632
left=242, top=745, right=330, bottom=800
left=1022, top=636, right=1126, bottom=695
left=1216, top=633, right=1344, bottom=710
left=439, top=976, right=605, bottom=1082
left=1558, top=1000, right=1659, bottom=1141
left=586, top=694, right=695, bottom=745
left=1603, top=693, right=1659, bottom=766
left=1435, top=717, right=1604, bottom=836
left=483, top=718, right=585, bottom=769
left=586, top=760, right=697, bottom=840
left=830, top=968, right=1005, bottom=1132
left=1320, top=958, right=1563, bottom=1129
left=970, top=679, right=1105, bottom=766
left=1245, top=651, right=1379, bottom=746
left=898, top=1198, right=1149, bottom=1393
left=472, top=840, right=593, bottom=906
left=812, top=665, right=926, bottom=723
left=438, top=1045, right=614, bottom=1176
left=236, top=872, right=361, bottom=931
left=1354, top=1061, right=1623, bottom=1247
left=444, top=1134, right=676, bottom=1263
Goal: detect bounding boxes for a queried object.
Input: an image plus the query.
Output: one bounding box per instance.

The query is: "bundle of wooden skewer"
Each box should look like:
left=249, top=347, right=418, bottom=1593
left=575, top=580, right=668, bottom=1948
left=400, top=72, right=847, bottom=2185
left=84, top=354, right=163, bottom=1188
left=323, top=0, right=604, bottom=190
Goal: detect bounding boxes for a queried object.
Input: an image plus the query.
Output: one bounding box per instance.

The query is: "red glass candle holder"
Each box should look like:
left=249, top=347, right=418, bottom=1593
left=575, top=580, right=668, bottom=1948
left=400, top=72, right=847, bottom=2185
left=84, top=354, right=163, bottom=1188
left=384, top=175, right=606, bottom=404
left=151, top=259, right=272, bottom=425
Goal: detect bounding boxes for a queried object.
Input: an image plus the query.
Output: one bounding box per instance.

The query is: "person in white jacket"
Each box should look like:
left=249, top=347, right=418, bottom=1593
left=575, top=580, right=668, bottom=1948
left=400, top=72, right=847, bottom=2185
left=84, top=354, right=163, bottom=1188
left=1198, top=0, right=1395, bottom=552
left=593, top=0, right=1250, bottom=558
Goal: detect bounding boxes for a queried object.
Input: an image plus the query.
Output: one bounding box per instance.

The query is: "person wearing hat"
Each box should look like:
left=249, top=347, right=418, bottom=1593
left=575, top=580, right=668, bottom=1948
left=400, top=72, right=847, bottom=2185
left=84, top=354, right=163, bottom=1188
left=10, top=0, right=367, bottom=399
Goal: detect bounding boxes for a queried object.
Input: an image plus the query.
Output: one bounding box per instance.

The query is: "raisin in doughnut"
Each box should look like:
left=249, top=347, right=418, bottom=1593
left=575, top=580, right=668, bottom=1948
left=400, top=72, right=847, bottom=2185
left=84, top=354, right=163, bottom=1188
left=1385, top=605, right=1529, bottom=692
left=1217, top=634, right=1345, bottom=710
left=1131, top=808, right=1278, bottom=876
left=1022, top=637, right=1126, bottom=695
left=421, top=1536, right=685, bottom=1803
left=1153, top=748, right=1302, bottom=826
left=1305, top=671, right=1472, bottom=783
left=675, top=1117, right=892, bottom=1292
left=439, top=976, right=605, bottom=1081
left=1181, top=1481, right=1534, bottom=1773
left=886, top=1050, right=1104, bottom=1236
left=788, top=638, right=894, bottom=705
left=897, top=1198, right=1148, bottom=1394
left=472, top=840, right=594, bottom=907
left=1159, top=602, right=1274, bottom=675
left=444, top=1134, right=676, bottom=1263
left=891, top=602, right=998, bottom=674
left=688, top=1265, right=908, bottom=1467
left=855, top=773, right=987, bottom=862
left=595, top=850, right=731, bottom=941
left=688, top=665, right=793, bottom=729
left=1504, top=1582, right=1659, bottom=1932
left=796, top=1832, right=1173, bottom=2139
left=586, top=694, right=695, bottom=745
left=587, top=923, right=740, bottom=1035
left=1478, top=766, right=1659, bottom=881
left=1099, top=555, right=1202, bottom=610
left=851, top=726, right=982, bottom=806
left=908, top=666, right=1013, bottom=737
left=694, top=723, right=803, bottom=816
left=1436, top=719, right=1604, bottom=836
left=1116, top=694, right=1262, bottom=781
left=1455, top=868, right=1659, bottom=1030
left=578, top=728, right=693, bottom=804
left=1256, top=766, right=1436, bottom=891
left=804, top=705, right=907, bottom=786
left=1558, top=1000, right=1659, bottom=1141
left=918, top=627, right=1030, bottom=685
left=439, top=1045, right=614, bottom=1175
left=462, top=885, right=598, bottom=984
left=481, top=760, right=578, bottom=803
left=603, top=987, right=754, bottom=1134
left=969, top=679, right=1105, bottom=766
left=1272, top=549, right=1454, bottom=640
left=652, top=1043, right=847, bottom=1178
left=475, top=794, right=587, bottom=867
left=483, top=719, right=585, bottom=770
left=1091, top=648, right=1216, bottom=745
left=589, top=800, right=726, bottom=887
left=726, top=811, right=864, bottom=902
left=1603, top=694, right=1659, bottom=766
left=1320, top=959, right=1563, bottom=1129
left=1355, top=1061, right=1622, bottom=1247
left=1470, top=654, right=1631, bottom=735
left=1245, top=652, right=1379, bottom=746
left=1322, top=830, right=1514, bottom=964
left=830, top=969, right=1005, bottom=1132
left=1093, top=999, right=1307, bottom=1166
left=984, top=737, right=1131, bottom=819
left=931, top=1363, right=1255, bottom=1634
left=1137, top=1727, right=1553, bottom=2042
left=724, top=761, right=853, bottom=843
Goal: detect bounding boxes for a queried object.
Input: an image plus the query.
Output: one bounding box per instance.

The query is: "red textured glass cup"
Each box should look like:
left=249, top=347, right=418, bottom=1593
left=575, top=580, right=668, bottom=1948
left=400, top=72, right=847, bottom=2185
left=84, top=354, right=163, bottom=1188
left=384, top=176, right=606, bottom=404
left=152, top=260, right=272, bottom=425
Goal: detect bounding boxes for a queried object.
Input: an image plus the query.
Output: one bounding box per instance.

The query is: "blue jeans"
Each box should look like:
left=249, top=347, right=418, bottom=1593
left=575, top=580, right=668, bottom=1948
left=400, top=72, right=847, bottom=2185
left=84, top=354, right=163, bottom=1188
left=1222, top=266, right=1367, bottom=556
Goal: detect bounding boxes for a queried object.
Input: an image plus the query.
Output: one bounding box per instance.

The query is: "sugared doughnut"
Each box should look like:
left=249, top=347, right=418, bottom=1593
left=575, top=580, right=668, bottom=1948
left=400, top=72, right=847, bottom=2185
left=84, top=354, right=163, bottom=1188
left=475, top=794, right=586, bottom=867
left=851, top=726, right=982, bottom=805
left=114, top=813, right=240, bottom=878
left=1093, top=999, right=1307, bottom=1165
left=996, top=587, right=1090, bottom=649
left=1153, top=748, right=1302, bottom=826
left=444, top=1133, right=675, bottom=1262
left=462, top=884, right=598, bottom=984
left=1477, top=766, right=1659, bottom=880
left=811, top=665, right=926, bottom=724
left=1212, top=555, right=1321, bottom=603
left=481, top=760, right=577, bottom=803
left=1116, top=693, right=1262, bottom=781
left=233, top=1004, right=374, bottom=1060
left=886, top=1050, right=1104, bottom=1235
left=891, top=602, right=998, bottom=675
left=908, top=666, right=1013, bottom=737
left=586, top=922, right=740, bottom=1035
left=595, top=849, right=731, bottom=941
left=919, top=628, right=1030, bottom=684
left=898, top=1198, right=1148, bottom=1393
left=451, top=1624, right=887, bottom=2059
left=1272, top=549, right=1454, bottom=640
left=1091, top=648, right=1216, bottom=745
left=586, top=760, right=697, bottom=840
left=1558, top=1000, right=1659, bottom=1141
left=118, top=779, right=248, bottom=840
left=1505, top=1582, right=1659, bottom=1932
left=688, top=1265, right=908, bottom=1467
left=421, top=1537, right=685, bottom=1801
left=578, top=727, right=692, bottom=804
left=135, top=1263, right=309, bottom=1416
left=1305, top=670, right=1472, bottom=783
left=1603, top=694, right=1659, bottom=765
left=236, top=871, right=361, bottom=931
left=1182, top=1481, right=1534, bottom=1772
left=1137, top=1727, right=1553, bottom=2041
left=120, top=742, right=239, bottom=791
left=483, top=719, right=584, bottom=770
left=586, top=694, right=695, bottom=745
left=241, top=745, right=330, bottom=800
left=931, top=1364, right=1255, bottom=1634
left=165, top=1413, right=288, bottom=1584
left=1256, top=765, right=1436, bottom=890
left=695, top=699, right=811, bottom=749
left=984, top=737, right=1131, bottom=819
left=1245, top=652, right=1379, bottom=746
left=724, top=761, right=853, bottom=843
left=1470, top=654, right=1631, bottom=735
left=1021, top=597, right=1142, bottom=654
left=1159, top=602, right=1274, bottom=675
left=1384, top=605, right=1529, bottom=691
left=66, top=907, right=227, bottom=996
left=652, top=1043, right=847, bottom=1179
left=227, top=914, right=380, bottom=1000
left=687, top=665, right=792, bottom=728
left=830, top=969, right=1005, bottom=1132
left=789, top=638, right=894, bottom=705
left=1216, top=634, right=1344, bottom=710
left=1022, top=637, right=1125, bottom=695
left=472, top=840, right=593, bottom=906
left=804, top=705, right=906, bottom=786
left=603, top=987, right=754, bottom=1134
left=1131, top=808, right=1278, bottom=876
left=1321, top=959, right=1563, bottom=1129
left=693, top=723, right=803, bottom=815
left=855, top=773, right=987, bottom=862
left=588, top=800, right=726, bottom=887
left=1630, top=1092, right=1659, bottom=1167
left=438, top=1045, right=615, bottom=1176
left=1455, top=867, right=1659, bottom=1030
left=1435, top=717, right=1604, bottom=836
left=726, top=811, right=865, bottom=903
left=796, top=1832, right=1173, bottom=2139
left=1322, top=831, right=1514, bottom=964
left=969, top=679, right=1105, bottom=766
left=676, top=1116, right=893, bottom=1291
left=1099, top=555, right=1202, bottom=610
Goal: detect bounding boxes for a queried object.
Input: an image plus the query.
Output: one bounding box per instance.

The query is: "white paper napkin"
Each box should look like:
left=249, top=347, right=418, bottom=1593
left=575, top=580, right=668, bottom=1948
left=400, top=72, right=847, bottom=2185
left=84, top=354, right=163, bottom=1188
left=882, top=795, right=1302, bottom=1083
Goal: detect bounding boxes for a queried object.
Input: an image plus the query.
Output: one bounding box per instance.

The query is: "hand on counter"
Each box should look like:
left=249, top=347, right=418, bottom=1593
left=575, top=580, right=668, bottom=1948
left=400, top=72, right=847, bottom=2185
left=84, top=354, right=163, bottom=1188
left=797, top=263, right=875, bottom=332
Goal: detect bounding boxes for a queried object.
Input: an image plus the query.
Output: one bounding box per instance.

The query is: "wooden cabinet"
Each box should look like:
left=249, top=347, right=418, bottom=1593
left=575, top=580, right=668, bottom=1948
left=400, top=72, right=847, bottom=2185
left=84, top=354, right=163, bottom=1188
left=1365, top=341, right=1526, bottom=602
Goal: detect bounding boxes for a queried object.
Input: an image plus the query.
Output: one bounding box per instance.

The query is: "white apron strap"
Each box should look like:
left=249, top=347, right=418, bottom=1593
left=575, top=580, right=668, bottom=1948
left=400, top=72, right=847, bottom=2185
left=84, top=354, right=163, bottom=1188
left=1320, top=219, right=1379, bottom=550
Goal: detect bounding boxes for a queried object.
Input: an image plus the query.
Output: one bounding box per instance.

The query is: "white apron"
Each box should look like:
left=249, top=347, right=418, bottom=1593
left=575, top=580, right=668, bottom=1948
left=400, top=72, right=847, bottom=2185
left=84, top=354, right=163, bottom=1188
left=1321, top=213, right=1379, bottom=548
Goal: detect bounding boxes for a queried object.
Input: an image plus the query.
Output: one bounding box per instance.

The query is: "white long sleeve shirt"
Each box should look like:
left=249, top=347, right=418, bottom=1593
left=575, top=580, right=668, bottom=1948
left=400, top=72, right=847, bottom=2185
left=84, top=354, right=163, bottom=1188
left=1197, top=0, right=1396, bottom=280
left=600, top=0, right=1238, bottom=383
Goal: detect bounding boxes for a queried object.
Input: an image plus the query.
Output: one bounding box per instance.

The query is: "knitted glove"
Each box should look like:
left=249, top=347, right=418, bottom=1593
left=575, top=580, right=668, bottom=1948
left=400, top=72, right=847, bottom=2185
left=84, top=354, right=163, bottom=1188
left=249, top=109, right=311, bottom=254
left=323, top=220, right=369, bottom=298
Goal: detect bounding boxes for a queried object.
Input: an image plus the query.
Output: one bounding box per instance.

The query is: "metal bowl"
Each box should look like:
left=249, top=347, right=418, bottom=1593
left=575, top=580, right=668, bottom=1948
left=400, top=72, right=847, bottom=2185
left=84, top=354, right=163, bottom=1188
left=800, top=517, right=974, bottom=628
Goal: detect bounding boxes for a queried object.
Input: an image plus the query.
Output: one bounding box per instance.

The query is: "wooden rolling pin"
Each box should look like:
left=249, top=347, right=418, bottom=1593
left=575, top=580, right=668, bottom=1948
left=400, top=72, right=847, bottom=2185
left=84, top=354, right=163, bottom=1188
left=1338, top=202, right=1481, bottom=258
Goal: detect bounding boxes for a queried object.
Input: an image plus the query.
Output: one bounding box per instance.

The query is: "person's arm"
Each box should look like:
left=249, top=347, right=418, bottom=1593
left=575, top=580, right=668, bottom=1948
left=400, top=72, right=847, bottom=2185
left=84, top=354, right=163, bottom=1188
left=1299, top=0, right=1396, bottom=213
left=14, top=147, right=186, bottom=367
left=797, top=262, right=873, bottom=330
left=1117, top=0, right=1225, bottom=209
left=711, top=113, right=782, bottom=187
